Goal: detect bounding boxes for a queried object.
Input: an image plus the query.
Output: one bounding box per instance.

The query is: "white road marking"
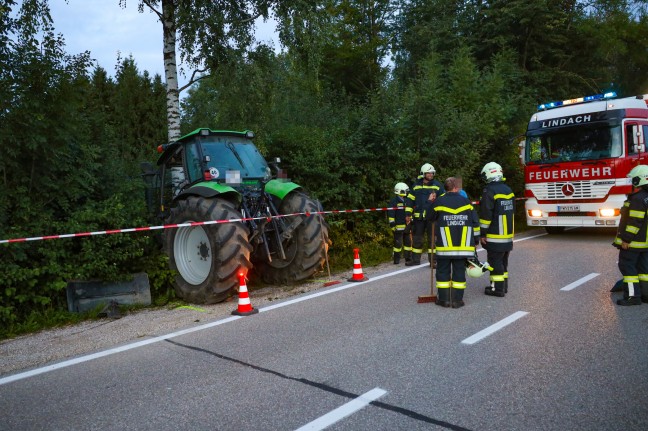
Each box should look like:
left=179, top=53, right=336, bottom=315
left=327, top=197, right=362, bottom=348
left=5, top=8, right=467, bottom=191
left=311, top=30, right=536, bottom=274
left=1, top=231, right=550, bottom=385
left=474, top=231, right=548, bottom=255
left=461, top=311, right=529, bottom=345
left=1, top=269, right=415, bottom=385
left=295, top=387, right=387, bottom=431
left=261, top=267, right=419, bottom=312
left=0, top=316, right=242, bottom=386
left=560, top=273, right=600, bottom=291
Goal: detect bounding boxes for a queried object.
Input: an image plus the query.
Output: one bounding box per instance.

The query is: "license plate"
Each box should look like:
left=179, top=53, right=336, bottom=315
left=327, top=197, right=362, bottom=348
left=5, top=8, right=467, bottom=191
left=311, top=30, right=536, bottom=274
left=558, top=205, right=580, bottom=212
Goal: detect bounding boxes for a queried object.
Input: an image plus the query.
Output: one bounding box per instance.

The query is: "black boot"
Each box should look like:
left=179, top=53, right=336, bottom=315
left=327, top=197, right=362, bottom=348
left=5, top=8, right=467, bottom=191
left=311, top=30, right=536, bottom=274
left=406, top=254, right=421, bottom=266
left=485, top=281, right=505, bottom=297
left=618, top=281, right=642, bottom=305
left=435, top=288, right=451, bottom=307
left=617, top=297, right=641, bottom=306
left=393, top=253, right=400, bottom=265
left=451, top=287, right=465, bottom=308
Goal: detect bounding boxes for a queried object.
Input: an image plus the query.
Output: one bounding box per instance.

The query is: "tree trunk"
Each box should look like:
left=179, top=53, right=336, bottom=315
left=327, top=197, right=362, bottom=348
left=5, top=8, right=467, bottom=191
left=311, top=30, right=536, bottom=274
left=162, top=0, right=180, bottom=142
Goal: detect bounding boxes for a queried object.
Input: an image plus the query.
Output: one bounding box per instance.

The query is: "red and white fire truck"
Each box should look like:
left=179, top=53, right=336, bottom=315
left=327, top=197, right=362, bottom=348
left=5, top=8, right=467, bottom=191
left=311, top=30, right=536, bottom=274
left=521, top=92, right=648, bottom=233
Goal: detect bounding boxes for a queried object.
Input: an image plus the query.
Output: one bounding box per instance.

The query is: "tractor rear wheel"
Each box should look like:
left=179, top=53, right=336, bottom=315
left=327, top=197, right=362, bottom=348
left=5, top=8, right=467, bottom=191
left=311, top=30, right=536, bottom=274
left=164, top=196, right=252, bottom=304
left=255, top=193, right=330, bottom=284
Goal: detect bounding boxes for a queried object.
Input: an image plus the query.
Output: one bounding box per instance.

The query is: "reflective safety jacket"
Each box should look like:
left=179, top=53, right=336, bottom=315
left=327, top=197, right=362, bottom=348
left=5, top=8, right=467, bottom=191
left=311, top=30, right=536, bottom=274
left=479, top=181, right=515, bottom=252
left=613, top=187, right=648, bottom=249
left=388, top=196, right=408, bottom=230
left=405, top=178, right=444, bottom=219
left=427, top=192, right=480, bottom=258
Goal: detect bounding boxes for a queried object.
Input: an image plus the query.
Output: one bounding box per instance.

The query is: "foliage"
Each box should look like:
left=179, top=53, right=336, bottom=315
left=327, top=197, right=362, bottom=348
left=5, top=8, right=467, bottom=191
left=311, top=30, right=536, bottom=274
left=0, top=0, right=167, bottom=335
left=2, top=0, right=648, bottom=336
left=319, top=0, right=395, bottom=100
left=326, top=214, right=393, bottom=273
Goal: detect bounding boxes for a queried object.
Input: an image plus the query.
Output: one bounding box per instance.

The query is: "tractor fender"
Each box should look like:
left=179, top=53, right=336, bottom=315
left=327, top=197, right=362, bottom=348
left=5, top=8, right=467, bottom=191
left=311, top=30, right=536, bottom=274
left=175, top=182, right=242, bottom=205
left=264, top=179, right=302, bottom=200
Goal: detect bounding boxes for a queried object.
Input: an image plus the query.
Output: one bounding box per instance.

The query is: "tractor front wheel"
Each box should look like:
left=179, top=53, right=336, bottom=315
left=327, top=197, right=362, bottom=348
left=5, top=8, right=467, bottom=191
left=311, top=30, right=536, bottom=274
left=164, top=196, right=252, bottom=304
left=254, top=193, right=330, bottom=284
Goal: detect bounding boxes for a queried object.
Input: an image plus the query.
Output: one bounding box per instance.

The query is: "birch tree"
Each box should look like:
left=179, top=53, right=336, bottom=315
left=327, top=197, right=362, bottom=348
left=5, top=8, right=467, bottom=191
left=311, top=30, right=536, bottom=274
left=122, top=0, right=322, bottom=142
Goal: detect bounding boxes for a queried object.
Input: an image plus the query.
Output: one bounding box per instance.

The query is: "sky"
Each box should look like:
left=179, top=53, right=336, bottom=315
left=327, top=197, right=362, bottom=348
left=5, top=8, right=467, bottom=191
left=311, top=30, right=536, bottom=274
left=47, top=0, right=279, bottom=88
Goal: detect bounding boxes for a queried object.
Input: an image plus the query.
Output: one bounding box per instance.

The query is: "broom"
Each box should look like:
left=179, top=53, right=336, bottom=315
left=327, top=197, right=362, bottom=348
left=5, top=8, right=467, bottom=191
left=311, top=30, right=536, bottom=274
left=417, top=221, right=437, bottom=303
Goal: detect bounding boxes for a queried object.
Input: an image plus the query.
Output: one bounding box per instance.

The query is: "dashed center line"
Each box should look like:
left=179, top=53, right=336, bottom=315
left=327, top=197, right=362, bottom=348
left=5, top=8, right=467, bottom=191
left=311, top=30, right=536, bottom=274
left=461, top=311, right=529, bottom=345
left=295, top=387, right=387, bottom=431
left=560, top=273, right=600, bottom=291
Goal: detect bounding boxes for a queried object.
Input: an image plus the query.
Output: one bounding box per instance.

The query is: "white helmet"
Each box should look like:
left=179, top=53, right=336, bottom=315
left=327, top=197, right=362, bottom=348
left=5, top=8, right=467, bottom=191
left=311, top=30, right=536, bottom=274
left=394, top=182, right=409, bottom=196
left=628, top=165, right=648, bottom=187
left=467, top=259, right=490, bottom=278
left=466, top=260, right=484, bottom=278
left=481, top=162, right=503, bottom=182
left=420, top=163, right=436, bottom=175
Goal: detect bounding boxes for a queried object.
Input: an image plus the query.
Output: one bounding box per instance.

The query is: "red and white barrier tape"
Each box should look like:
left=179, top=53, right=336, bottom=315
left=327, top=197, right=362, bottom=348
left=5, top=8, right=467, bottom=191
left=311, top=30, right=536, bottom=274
left=1, top=197, right=527, bottom=245
left=0, top=206, right=397, bottom=244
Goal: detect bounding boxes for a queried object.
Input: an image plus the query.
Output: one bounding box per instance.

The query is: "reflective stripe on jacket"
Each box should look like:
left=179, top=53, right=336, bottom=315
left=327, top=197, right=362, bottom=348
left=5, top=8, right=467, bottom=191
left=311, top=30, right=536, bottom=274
left=479, top=181, right=515, bottom=252
left=405, top=178, right=444, bottom=219
left=427, top=192, right=480, bottom=258
left=388, top=196, right=408, bottom=230
left=614, top=188, right=648, bottom=249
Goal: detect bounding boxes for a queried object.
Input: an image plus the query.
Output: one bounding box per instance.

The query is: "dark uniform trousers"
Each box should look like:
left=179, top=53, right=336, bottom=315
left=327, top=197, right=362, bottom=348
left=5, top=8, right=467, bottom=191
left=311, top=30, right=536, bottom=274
left=436, top=259, right=467, bottom=303
left=406, top=178, right=444, bottom=266
left=411, top=219, right=433, bottom=264
left=479, top=180, right=515, bottom=296
left=613, top=187, right=648, bottom=302
left=392, top=224, right=412, bottom=263
left=402, top=222, right=413, bottom=262
left=428, top=192, right=480, bottom=303
left=485, top=250, right=510, bottom=293
left=389, top=196, right=412, bottom=263
left=618, top=249, right=648, bottom=300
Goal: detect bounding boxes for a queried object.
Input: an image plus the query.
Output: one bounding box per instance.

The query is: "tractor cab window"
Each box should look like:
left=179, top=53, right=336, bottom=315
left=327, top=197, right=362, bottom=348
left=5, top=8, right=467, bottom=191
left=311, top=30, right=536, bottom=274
left=185, top=143, right=203, bottom=183
left=198, top=136, right=270, bottom=181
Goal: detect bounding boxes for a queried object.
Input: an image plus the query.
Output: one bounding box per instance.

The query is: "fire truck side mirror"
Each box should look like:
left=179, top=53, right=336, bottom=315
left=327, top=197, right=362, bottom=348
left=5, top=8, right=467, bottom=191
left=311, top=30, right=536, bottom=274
left=518, top=140, right=526, bottom=166
left=632, top=125, right=645, bottom=153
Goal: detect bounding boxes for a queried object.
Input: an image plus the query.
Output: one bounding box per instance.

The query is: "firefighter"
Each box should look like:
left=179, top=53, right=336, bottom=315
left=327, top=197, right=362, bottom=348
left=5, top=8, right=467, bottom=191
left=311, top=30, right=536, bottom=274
left=405, top=163, right=444, bottom=266
left=612, top=164, right=648, bottom=306
left=388, top=182, right=412, bottom=264
left=479, top=162, right=515, bottom=297
left=427, top=177, right=480, bottom=308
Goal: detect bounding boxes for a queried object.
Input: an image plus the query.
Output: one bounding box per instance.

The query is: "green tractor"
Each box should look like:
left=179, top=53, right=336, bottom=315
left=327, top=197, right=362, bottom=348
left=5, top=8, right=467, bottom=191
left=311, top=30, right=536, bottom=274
left=142, top=128, right=330, bottom=304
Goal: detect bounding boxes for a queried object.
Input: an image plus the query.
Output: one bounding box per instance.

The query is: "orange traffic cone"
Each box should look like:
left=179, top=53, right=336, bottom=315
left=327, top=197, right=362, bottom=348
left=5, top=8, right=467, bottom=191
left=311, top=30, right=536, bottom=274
left=348, top=248, right=369, bottom=282
left=232, top=273, right=259, bottom=316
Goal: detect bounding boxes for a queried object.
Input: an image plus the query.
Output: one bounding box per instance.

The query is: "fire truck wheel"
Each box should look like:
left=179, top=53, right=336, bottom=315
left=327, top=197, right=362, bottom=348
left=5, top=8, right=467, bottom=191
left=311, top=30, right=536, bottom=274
left=164, top=196, right=252, bottom=304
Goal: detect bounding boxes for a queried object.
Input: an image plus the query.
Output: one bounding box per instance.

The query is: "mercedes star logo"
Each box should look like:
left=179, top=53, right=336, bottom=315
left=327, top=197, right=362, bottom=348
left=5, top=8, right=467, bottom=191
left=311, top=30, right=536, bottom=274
left=561, top=183, right=575, bottom=197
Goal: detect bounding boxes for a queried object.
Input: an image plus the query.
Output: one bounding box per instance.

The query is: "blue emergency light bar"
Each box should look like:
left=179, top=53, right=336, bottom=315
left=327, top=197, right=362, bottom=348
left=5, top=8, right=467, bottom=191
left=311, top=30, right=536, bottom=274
left=538, top=92, right=617, bottom=111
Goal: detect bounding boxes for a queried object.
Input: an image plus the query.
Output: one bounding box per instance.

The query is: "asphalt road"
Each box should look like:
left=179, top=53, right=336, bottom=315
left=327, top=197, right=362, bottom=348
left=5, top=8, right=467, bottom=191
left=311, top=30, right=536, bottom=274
left=1, top=227, right=647, bottom=431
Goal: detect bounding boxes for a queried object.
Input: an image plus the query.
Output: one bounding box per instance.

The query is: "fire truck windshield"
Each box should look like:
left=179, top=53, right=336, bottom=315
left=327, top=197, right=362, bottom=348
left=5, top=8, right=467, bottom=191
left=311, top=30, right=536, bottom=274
left=526, top=124, right=622, bottom=164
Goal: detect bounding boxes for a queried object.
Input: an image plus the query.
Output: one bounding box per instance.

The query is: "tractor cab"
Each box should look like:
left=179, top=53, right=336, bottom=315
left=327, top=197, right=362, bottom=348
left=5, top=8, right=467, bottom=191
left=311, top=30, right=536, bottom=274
left=156, top=128, right=271, bottom=194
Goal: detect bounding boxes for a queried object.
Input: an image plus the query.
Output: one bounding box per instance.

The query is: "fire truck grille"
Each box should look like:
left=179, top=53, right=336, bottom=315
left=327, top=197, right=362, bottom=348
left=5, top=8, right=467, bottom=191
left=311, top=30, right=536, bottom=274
left=547, top=211, right=598, bottom=217
left=528, top=180, right=612, bottom=200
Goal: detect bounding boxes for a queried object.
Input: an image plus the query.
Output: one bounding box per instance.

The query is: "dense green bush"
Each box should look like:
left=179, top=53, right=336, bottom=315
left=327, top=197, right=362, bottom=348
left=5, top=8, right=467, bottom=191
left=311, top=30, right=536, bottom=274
left=3, top=0, right=647, bottom=338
